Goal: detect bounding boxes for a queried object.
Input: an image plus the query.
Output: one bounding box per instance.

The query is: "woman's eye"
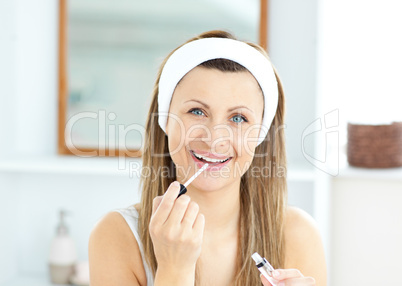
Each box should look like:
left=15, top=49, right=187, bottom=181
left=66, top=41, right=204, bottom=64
left=188, top=109, right=248, bottom=124
left=189, top=108, right=205, bottom=116
left=231, top=114, right=248, bottom=124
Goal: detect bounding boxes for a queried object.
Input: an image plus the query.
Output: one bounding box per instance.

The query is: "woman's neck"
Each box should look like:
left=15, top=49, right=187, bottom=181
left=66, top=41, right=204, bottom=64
left=186, top=179, right=241, bottom=241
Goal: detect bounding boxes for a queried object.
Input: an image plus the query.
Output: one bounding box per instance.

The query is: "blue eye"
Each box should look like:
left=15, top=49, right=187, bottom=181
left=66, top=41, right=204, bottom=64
left=231, top=115, right=248, bottom=124
left=188, top=108, right=248, bottom=124
left=189, top=108, right=205, bottom=116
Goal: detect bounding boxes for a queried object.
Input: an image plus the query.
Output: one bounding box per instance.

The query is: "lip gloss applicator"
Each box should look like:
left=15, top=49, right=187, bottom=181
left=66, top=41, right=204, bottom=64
left=177, top=163, right=209, bottom=198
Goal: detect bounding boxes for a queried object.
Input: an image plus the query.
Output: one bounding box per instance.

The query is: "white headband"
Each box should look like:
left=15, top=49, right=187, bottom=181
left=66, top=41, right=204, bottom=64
left=158, top=38, right=278, bottom=146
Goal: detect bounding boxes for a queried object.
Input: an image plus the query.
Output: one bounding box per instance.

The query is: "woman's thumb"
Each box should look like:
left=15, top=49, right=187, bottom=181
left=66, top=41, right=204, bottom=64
left=260, top=274, right=273, bottom=286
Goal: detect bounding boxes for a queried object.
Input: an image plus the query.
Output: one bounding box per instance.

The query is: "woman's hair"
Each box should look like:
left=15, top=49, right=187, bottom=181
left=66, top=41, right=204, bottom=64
left=138, top=30, right=287, bottom=285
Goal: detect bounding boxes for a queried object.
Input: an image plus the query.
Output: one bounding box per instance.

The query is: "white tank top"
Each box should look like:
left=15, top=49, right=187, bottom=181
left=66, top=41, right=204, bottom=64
left=114, top=205, right=155, bottom=286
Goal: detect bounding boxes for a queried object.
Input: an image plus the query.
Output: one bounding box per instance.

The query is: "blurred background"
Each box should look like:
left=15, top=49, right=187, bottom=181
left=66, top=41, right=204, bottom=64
left=1, top=0, right=402, bottom=285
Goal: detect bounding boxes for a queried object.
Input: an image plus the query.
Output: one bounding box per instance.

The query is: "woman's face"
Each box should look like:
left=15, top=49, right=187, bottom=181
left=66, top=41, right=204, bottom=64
left=165, top=66, right=264, bottom=192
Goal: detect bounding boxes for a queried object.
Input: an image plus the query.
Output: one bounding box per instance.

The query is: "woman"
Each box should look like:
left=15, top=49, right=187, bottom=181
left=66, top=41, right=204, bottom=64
left=88, top=30, right=327, bottom=285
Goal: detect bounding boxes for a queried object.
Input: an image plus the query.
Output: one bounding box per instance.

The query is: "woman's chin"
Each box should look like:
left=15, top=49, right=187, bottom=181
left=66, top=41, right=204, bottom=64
left=188, top=175, right=236, bottom=194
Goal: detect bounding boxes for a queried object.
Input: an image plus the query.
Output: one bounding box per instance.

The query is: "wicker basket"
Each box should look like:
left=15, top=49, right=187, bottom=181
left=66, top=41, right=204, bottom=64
left=347, top=122, right=402, bottom=168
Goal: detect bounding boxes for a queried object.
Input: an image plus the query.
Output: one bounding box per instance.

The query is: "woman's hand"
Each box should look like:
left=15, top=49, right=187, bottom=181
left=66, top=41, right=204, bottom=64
left=149, top=181, right=205, bottom=272
left=260, top=269, right=316, bottom=286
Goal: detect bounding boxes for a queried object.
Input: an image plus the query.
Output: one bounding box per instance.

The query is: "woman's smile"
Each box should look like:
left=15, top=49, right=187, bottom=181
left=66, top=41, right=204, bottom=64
left=189, top=149, right=233, bottom=171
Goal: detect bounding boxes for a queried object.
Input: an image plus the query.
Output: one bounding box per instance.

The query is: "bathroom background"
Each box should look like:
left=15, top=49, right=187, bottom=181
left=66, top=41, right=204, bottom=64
left=1, top=0, right=402, bottom=285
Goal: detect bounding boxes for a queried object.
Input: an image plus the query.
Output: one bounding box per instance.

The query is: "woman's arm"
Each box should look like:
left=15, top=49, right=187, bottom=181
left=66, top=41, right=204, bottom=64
left=88, top=212, right=143, bottom=286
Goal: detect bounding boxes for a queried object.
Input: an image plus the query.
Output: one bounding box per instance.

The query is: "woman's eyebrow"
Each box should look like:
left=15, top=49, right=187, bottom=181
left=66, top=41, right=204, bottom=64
left=184, top=99, right=254, bottom=114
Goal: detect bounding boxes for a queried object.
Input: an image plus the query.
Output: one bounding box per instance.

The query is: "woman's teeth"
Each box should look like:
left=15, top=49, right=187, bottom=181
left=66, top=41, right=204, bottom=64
left=192, top=151, right=230, bottom=163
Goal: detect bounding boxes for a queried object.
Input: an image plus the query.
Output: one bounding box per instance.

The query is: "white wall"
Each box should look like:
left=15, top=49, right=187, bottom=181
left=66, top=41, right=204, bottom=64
left=0, top=175, right=19, bottom=283
left=0, top=0, right=58, bottom=157
left=14, top=0, right=58, bottom=156
left=0, top=0, right=17, bottom=156
left=269, top=0, right=319, bottom=170
left=318, top=0, right=402, bottom=148
left=0, top=0, right=19, bottom=283
left=330, top=175, right=402, bottom=285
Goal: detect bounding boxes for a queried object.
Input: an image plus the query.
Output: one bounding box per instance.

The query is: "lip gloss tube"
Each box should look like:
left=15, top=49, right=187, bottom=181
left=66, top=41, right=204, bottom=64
left=177, top=163, right=209, bottom=198
left=252, top=252, right=278, bottom=286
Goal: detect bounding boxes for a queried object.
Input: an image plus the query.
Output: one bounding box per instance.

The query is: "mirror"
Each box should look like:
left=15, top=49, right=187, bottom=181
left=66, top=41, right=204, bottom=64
left=58, top=0, right=268, bottom=157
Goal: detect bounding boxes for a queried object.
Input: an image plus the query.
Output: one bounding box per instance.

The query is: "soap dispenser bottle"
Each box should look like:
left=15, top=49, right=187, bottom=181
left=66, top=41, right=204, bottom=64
left=48, top=210, right=77, bottom=284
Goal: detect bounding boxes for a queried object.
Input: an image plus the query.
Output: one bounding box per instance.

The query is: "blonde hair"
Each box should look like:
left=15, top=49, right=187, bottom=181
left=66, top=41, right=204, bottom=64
left=138, top=30, right=287, bottom=285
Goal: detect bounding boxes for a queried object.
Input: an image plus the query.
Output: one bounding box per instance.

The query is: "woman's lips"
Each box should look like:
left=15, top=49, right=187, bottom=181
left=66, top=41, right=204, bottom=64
left=190, top=150, right=232, bottom=170
left=191, top=149, right=230, bottom=160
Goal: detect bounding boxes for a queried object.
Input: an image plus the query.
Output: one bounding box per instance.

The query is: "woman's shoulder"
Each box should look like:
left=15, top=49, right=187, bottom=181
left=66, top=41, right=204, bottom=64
left=90, top=205, right=140, bottom=239
left=284, top=206, right=319, bottom=236
left=283, top=206, right=327, bottom=283
left=284, top=206, right=323, bottom=259
left=88, top=205, right=146, bottom=286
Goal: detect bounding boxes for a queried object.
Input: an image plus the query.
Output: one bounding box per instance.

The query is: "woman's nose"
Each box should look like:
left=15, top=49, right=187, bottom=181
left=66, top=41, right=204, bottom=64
left=211, top=124, right=232, bottom=143
left=186, top=121, right=234, bottom=149
left=201, top=122, right=233, bottom=153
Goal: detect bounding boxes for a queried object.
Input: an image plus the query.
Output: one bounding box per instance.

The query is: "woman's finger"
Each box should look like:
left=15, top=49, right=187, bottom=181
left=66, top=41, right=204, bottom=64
left=152, top=196, right=163, bottom=216
left=152, top=181, right=180, bottom=224
left=166, top=194, right=191, bottom=226
left=182, top=201, right=200, bottom=227
left=272, top=269, right=304, bottom=280
left=193, top=213, right=205, bottom=236
left=275, top=277, right=316, bottom=285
